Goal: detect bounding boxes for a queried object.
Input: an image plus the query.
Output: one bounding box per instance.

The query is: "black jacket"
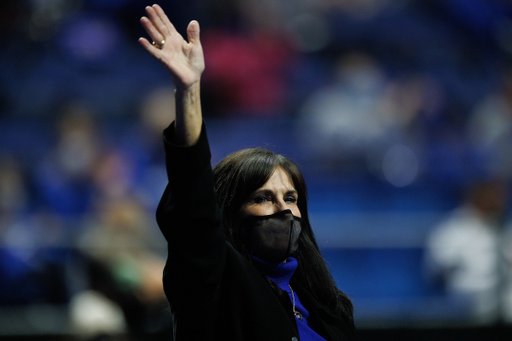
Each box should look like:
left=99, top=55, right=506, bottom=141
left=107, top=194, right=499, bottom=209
left=156, top=123, right=355, bottom=341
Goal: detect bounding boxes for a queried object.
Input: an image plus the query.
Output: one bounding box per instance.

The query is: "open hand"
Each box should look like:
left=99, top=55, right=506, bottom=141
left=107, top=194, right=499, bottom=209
left=139, top=4, right=205, bottom=91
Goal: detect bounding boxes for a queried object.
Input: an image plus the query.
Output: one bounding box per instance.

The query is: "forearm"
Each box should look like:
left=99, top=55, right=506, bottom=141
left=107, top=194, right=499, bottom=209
left=174, top=81, right=202, bottom=147
left=157, top=121, right=223, bottom=248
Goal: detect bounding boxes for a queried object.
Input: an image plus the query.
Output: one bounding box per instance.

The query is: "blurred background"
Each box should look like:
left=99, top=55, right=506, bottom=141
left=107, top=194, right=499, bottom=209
left=1, top=0, right=512, bottom=340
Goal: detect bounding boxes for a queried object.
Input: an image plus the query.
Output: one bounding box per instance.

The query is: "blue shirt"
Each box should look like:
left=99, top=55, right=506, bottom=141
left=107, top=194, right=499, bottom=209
left=251, top=256, right=327, bottom=341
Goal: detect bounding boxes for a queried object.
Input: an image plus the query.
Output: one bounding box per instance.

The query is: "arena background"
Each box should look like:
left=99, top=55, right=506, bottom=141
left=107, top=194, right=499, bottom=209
left=1, top=0, right=512, bottom=340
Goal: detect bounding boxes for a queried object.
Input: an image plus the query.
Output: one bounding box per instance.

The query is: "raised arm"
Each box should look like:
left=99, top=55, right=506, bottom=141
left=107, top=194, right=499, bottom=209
left=139, top=4, right=205, bottom=146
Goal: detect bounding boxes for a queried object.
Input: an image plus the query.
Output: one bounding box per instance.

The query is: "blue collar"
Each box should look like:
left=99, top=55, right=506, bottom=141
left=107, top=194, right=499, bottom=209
left=251, top=256, right=298, bottom=287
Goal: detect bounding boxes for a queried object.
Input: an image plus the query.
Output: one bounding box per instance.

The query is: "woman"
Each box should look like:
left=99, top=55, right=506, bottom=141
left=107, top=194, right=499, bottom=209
left=139, top=4, right=355, bottom=340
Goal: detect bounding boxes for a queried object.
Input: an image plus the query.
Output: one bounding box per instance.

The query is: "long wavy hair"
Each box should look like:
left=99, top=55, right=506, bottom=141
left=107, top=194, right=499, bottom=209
left=213, top=148, right=354, bottom=326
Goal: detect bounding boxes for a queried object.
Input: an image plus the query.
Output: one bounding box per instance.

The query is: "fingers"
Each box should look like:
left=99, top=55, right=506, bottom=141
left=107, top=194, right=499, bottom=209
left=142, top=5, right=175, bottom=46
left=140, top=16, right=165, bottom=47
left=139, top=5, right=201, bottom=51
left=138, top=37, right=152, bottom=50
left=138, top=37, right=160, bottom=58
left=187, top=20, right=201, bottom=45
left=146, top=5, right=169, bottom=36
left=153, top=4, right=177, bottom=35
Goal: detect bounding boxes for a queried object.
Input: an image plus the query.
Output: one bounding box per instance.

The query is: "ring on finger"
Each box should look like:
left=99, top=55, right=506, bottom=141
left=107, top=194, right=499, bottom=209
left=152, top=40, right=165, bottom=49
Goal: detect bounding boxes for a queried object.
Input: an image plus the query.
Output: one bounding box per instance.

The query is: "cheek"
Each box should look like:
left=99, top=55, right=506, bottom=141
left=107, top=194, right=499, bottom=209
left=291, top=201, right=302, bottom=218
left=239, top=204, right=262, bottom=218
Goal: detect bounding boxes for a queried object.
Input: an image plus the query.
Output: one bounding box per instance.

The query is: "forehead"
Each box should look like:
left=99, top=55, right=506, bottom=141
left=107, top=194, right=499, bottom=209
left=260, top=167, right=295, bottom=190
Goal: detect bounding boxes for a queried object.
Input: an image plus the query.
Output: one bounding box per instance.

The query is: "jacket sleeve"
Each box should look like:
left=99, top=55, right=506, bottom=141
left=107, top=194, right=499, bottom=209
left=156, top=121, right=226, bottom=308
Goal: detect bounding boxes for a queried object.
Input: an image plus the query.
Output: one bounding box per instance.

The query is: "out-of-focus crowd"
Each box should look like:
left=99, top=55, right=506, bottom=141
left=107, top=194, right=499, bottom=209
left=2, top=0, right=512, bottom=337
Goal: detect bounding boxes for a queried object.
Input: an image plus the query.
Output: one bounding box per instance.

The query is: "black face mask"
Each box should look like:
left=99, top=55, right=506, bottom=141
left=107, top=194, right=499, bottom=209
left=238, top=209, right=302, bottom=263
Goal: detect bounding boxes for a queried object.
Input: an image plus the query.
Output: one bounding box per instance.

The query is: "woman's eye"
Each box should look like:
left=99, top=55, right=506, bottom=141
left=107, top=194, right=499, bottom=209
left=285, top=196, right=297, bottom=203
left=254, top=196, right=270, bottom=203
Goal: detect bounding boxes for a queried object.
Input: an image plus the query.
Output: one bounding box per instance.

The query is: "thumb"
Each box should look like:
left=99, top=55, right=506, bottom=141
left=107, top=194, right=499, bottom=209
left=187, top=20, right=201, bottom=45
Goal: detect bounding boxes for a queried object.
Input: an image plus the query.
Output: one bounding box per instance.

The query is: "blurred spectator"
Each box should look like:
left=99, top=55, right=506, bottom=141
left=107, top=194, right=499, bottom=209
left=380, top=74, right=447, bottom=139
left=91, top=150, right=136, bottom=201
left=0, top=156, right=70, bottom=305
left=201, top=29, right=295, bottom=117
left=34, top=101, right=99, bottom=219
left=300, top=52, right=389, bottom=144
left=111, top=86, right=174, bottom=211
left=296, top=52, right=394, bottom=173
left=467, top=70, right=512, bottom=181
left=0, top=156, right=34, bottom=304
left=0, top=156, right=28, bottom=217
left=132, top=86, right=174, bottom=209
left=425, top=178, right=512, bottom=324
left=73, top=195, right=166, bottom=336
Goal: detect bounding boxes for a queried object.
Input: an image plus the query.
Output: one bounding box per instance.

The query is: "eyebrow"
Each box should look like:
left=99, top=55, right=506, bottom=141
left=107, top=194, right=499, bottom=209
left=253, top=189, right=298, bottom=196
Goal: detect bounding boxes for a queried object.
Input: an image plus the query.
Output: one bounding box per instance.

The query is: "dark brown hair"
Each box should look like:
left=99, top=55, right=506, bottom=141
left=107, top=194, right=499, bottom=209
left=213, top=148, right=354, bottom=326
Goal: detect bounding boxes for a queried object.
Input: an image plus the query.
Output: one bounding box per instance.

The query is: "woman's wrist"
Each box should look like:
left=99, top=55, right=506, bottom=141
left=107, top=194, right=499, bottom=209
left=175, top=80, right=200, bottom=99
left=174, top=81, right=202, bottom=146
